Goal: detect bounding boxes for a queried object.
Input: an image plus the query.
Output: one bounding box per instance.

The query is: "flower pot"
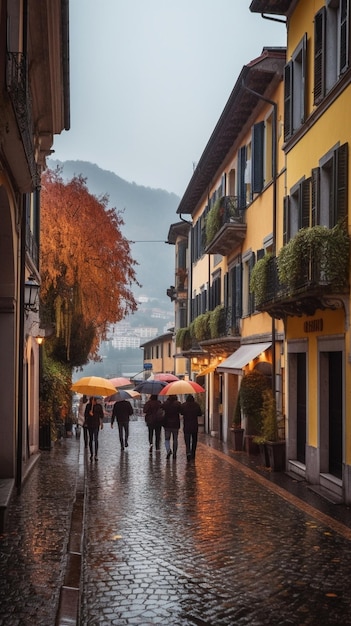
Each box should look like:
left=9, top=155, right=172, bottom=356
left=266, top=441, right=286, bottom=471
left=258, top=442, right=270, bottom=467
left=245, top=434, right=259, bottom=456
left=39, top=424, right=51, bottom=451
left=230, top=428, right=244, bottom=451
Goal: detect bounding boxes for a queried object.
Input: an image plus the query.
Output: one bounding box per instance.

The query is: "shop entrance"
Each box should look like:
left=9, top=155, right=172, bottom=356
left=296, top=353, right=306, bottom=464
left=320, top=348, right=343, bottom=479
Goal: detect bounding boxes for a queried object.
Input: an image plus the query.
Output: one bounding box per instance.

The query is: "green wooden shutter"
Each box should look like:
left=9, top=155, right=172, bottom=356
left=235, top=263, right=242, bottom=319
left=283, top=195, right=290, bottom=245
left=311, top=168, right=320, bottom=226
left=314, top=7, right=326, bottom=104
left=252, top=122, right=264, bottom=193
left=300, top=178, right=311, bottom=229
left=284, top=61, right=293, bottom=141
left=335, top=142, right=348, bottom=223
left=340, top=0, right=349, bottom=75
left=238, top=146, right=247, bottom=209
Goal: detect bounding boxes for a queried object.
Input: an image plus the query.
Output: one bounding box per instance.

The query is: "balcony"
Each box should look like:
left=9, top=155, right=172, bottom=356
left=6, top=52, right=39, bottom=188
left=205, top=196, right=246, bottom=256
left=251, top=225, right=350, bottom=319
left=176, top=306, right=241, bottom=357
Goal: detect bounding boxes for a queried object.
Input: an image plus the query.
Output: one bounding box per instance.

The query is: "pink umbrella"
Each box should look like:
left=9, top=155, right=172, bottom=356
left=108, top=377, right=133, bottom=388
left=159, top=380, right=205, bottom=396
left=152, top=373, right=179, bottom=382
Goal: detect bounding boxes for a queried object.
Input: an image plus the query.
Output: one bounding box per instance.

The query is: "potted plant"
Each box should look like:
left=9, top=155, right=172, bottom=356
left=250, top=253, right=272, bottom=308
left=230, top=395, right=244, bottom=451
left=205, top=198, right=221, bottom=246
left=259, top=389, right=286, bottom=471
left=239, top=370, right=270, bottom=455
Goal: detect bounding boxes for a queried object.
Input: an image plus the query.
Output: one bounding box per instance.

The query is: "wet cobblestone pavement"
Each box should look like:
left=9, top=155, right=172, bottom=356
left=82, top=420, right=351, bottom=626
left=2, top=419, right=351, bottom=625
left=0, top=439, right=79, bottom=625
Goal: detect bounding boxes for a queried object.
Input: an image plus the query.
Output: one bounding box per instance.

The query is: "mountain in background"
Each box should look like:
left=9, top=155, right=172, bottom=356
left=48, top=160, right=180, bottom=310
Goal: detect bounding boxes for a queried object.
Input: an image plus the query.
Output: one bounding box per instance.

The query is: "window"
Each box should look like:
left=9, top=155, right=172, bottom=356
left=209, top=273, right=221, bottom=310
left=284, top=142, right=348, bottom=238
left=284, top=34, right=307, bottom=140
left=320, top=142, right=348, bottom=226
left=225, top=261, right=242, bottom=333
left=228, top=168, right=236, bottom=196
left=264, top=112, right=273, bottom=184
left=252, top=122, right=264, bottom=193
left=237, top=145, right=247, bottom=209
left=314, top=0, right=350, bottom=104
left=242, top=250, right=255, bottom=317
left=284, top=177, right=311, bottom=241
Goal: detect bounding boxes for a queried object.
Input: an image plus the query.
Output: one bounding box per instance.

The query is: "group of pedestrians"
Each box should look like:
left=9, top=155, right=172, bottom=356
left=143, top=393, right=202, bottom=461
left=78, top=392, right=202, bottom=462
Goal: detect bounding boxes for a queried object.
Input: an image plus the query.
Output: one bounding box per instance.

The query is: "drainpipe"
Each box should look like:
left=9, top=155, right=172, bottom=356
left=16, top=0, right=30, bottom=493
left=241, top=80, right=277, bottom=400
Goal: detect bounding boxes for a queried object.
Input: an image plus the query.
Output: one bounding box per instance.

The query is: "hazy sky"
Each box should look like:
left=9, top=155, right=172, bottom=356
left=53, top=1, right=287, bottom=197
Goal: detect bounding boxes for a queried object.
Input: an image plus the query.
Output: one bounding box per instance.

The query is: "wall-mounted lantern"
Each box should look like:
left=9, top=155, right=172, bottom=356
left=24, top=276, right=40, bottom=312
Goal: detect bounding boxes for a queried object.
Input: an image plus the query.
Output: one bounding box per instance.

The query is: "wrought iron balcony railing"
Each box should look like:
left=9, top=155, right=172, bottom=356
left=256, top=255, right=349, bottom=318
left=6, top=52, right=39, bottom=187
left=205, top=196, right=246, bottom=255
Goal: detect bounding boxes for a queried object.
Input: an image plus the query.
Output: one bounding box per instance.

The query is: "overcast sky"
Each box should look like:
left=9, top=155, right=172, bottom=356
left=53, top=1, right=286, bottom=197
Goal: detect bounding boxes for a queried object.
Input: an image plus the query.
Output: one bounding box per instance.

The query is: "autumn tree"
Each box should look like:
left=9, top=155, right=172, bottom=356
left=40, top=167, right=139, bottom=366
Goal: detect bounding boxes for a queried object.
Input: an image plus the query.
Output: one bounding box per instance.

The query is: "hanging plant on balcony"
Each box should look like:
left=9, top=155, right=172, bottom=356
left=209, top=305, right=225, bottom=338
left=176, top=327, right=192, bottom=351
left=250, top=253, right=272, bottom=307
left=277, top=223, right=349, bottom=292
left=205, top=198, right=221, bottom=246
left=193, top=312, right=211, bottom=341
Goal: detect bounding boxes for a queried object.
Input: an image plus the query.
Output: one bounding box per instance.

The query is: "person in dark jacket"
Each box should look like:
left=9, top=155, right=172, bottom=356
left=180, top=394, right=202, bottom=461
left=84, top=397, right=104, bottom=461
left=163, top=395, right=182, bottom=459
left=143, top=394, right=163, bottom=452
left=111, top=399, right=133, bottom=450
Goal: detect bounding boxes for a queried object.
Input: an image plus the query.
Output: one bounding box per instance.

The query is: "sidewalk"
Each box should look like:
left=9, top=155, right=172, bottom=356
left=1, top=424, right=351, bottom=625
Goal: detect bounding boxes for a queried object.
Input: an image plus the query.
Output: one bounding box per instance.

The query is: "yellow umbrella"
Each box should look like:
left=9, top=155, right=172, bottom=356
left=71, top=376, right=117, bottom=397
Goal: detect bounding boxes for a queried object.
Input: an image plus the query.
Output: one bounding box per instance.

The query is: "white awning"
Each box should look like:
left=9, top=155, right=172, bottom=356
left=196, top=364, right=216, bottom=378
left=217, top=342, right=272, bottom=375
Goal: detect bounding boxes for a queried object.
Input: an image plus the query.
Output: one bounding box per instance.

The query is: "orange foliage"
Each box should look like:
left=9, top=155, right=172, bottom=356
left=40, top=168, right=139, bottom=357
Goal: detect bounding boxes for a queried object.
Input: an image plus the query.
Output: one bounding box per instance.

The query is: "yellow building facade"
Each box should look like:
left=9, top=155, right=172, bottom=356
left=172, top=48, right=286, bottom=443
left=251, top=0, right=351, bottom=503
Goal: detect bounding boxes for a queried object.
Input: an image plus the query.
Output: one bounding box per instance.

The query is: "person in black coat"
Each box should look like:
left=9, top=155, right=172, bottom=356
left=180, top=394, right=202, bottom=461
left=84, top=397, right=104, bottom=461
left=163, top=395, right=182, bottom=459
left=111, top=399, right=133, bottom=450
left=143, top=394, right=163, bottom=452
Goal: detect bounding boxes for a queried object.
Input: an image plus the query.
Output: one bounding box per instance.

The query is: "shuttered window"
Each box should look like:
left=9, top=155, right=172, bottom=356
left=314, top=7, right=326, bottom=104
left=300, top=178, right=311, bottom=229
left=237, top=145, right=247, bottom=209
left=340, top=0, right=349, bottom=74
left=283, top=195, right=290, bottom=245
left=335, top=142, right=348, bottom=223
left=252, top=121, right=264, bottom=193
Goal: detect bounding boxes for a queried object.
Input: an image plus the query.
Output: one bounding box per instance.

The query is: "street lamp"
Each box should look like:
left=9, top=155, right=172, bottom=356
left=24, top=276, right=40, bottom=312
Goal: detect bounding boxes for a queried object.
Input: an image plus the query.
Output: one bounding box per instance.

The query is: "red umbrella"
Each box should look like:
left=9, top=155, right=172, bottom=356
left=151, top=373, right=179, bottom=382
left=108, top=377, right=133, bottom=388
left=159, top=380, right=205, bottom=396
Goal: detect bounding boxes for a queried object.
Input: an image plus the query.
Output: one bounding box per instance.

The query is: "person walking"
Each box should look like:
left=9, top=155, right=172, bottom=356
left=163, top=394, right=182, bottom=459
left=111, top=399, right=133, bottom=450
left=180, top=394, right=202, bottom=461
left=143, top=394, right=164, bottom=452
left=84, top=397, right=104, bottom=461
left=77, top=394, right=89, bottom=447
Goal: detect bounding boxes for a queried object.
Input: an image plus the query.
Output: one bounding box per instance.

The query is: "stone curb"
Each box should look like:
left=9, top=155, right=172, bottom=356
left=55, top=437, right=86, bottom=625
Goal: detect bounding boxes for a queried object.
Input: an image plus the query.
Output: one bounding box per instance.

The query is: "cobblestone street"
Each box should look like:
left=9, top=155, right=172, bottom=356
left=81, top=420, right=351, bottom=625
